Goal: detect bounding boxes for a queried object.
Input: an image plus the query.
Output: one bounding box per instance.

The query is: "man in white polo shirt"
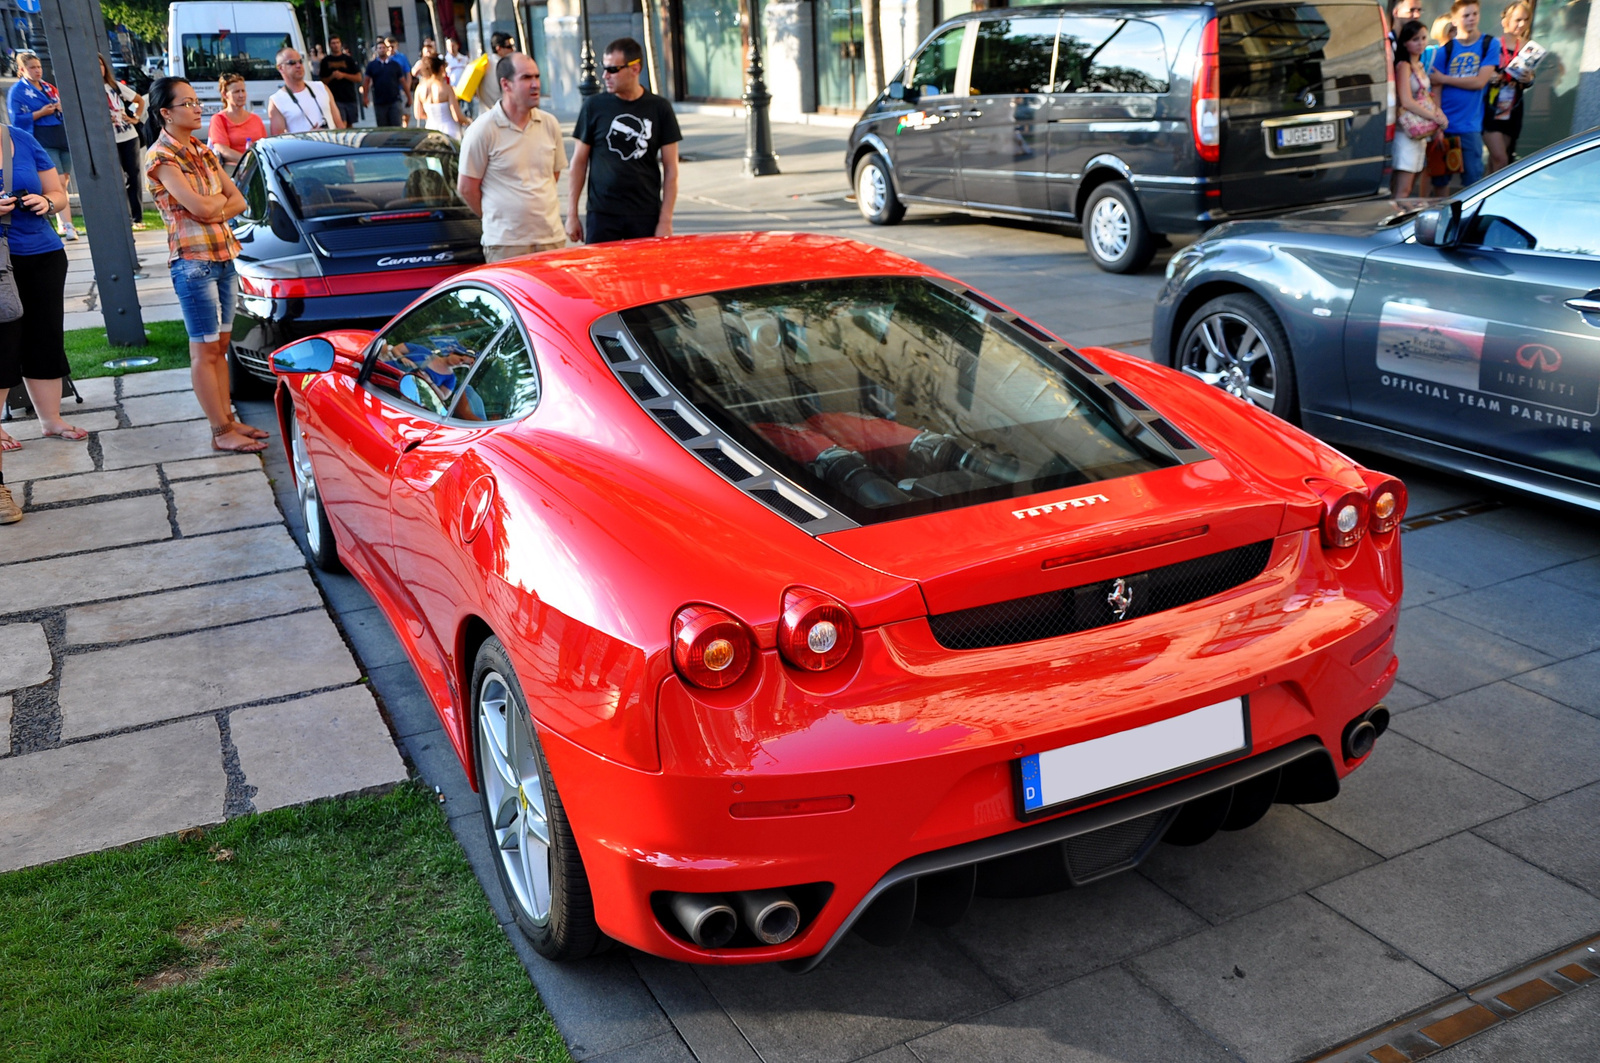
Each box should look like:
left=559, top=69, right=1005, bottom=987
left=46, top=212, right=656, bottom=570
left=457, top=52, right=567, bottom=262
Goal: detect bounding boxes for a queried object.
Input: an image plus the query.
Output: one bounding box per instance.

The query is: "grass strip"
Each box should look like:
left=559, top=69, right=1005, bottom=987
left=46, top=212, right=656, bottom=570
left=0, top=783, right=570, bottom=1063
left=66, top=320, right=192, bottom=380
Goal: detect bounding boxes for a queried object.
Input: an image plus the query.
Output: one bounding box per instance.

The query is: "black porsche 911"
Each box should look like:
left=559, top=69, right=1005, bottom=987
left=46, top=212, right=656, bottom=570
left=1153, top=128, right=1600, bottom=512
left=227, top=129, right=484, bottom=396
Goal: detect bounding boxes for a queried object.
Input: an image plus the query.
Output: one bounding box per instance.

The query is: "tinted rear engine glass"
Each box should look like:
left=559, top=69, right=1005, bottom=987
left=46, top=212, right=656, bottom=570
left=282, top=141, right=465, bottom=220
left=619, top=277, right=1176, bottom=525
left=1218, top=4, right=1383, bottom=111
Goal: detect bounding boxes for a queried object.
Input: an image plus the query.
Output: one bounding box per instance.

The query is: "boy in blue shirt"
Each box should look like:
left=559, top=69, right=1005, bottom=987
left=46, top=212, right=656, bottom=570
left=1430, top=0, right=1500, bottom=188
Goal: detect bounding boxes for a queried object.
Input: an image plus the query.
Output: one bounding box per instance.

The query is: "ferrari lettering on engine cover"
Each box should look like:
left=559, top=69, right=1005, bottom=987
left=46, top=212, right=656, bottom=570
left=1012, top=493, right=1111, bottom=519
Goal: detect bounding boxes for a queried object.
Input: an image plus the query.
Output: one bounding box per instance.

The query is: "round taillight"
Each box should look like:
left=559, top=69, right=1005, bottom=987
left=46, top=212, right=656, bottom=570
left=673, top=605, right=754, bottom=689
left=1366, top=477, right=1407, bottom=535
left=1322, top=490, right=1370, bottom=550
left=777, top=587, right=855, bottom=672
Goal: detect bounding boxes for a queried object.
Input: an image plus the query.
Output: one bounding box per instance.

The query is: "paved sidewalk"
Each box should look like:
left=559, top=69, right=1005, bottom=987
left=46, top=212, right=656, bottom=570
left=0, top=369, right=406, bottom=872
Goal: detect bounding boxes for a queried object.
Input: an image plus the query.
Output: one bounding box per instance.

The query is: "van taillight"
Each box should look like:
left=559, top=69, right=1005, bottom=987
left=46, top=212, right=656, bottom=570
left=1191, top=17, right=1220, bottom=163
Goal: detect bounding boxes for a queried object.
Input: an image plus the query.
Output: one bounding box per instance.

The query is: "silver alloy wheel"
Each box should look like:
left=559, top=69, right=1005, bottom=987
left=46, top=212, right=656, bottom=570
left=1089, top=195, right=1131, bottom=262
left=1181, top=311, right=1279, bottom=408
left=478, top=671, right=553, bottom=924
left=289, top=411, right=324, bottom=557
left=858, top=160, right=888, bottom=218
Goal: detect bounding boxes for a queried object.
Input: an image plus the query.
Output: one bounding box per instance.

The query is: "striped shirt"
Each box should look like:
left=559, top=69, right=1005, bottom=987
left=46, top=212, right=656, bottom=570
left=146, top=131, right=241, bottom=263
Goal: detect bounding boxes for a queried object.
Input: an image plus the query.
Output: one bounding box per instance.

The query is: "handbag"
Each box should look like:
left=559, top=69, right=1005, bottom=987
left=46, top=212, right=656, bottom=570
left=0, top=126, right=25, bottom=324
left=1398, top=109, right=1439, bottom=139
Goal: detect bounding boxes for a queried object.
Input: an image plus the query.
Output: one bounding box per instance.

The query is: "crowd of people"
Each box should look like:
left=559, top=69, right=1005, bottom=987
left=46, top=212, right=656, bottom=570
left=1389, top=0, right=1540, bottom=198
left=0, top=32, right=682, bottom=527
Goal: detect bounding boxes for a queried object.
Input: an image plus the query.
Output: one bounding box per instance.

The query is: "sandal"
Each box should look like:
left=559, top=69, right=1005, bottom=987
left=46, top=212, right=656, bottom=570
left=230, top=420, right=270, bottom=440
left=41, top=424, right=89, bottom=442
left=0, top=429, right=20, bottom=452
left=211, top=423, right=269, bottom=454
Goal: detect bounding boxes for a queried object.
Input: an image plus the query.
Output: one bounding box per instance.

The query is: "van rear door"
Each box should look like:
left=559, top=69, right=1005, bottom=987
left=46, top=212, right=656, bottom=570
left=1216, top=2, right=1389, bottom=216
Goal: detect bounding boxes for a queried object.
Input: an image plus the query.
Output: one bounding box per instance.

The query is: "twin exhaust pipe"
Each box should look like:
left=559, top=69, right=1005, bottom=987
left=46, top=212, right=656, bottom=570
left=670, top=889, right=801, bottom=949
left=1342, top=706, right=1390, bottom=762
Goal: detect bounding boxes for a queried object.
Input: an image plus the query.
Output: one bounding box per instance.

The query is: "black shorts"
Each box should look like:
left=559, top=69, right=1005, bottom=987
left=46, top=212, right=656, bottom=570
left=586, top=212, right=660, bottom=244
left=0, top=248, right=71, bottom=388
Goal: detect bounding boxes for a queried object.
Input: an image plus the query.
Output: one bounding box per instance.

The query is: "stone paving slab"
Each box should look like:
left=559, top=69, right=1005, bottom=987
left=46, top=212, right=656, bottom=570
left=1394, top=608, right=1556, bottom=700
left=1130, top=895, right=1451, bottom=1063
left=163, top=454, right=265, bottom=480
left=0, top=623, right=52, bottom=692
left=1508, top=650, right=1600, bottom=719
left=121, top=390, right=206, bottom=427
left=0, top=494, right=172, bottom=566
left=117, top=367, right=195, bottom=397
left=0, top=717, right=227, bottom=873
left=26, top=466, right=161, bottom=506
left=0, top=438, right=97, bottom=481
left=3, top=410, right=121, bottom=440
left=57, top=609, right=362, bottom=739
left=230, top=686, right=407, bottom=812
left=65, top=569, right=323, bottom=647
left=1, top=525, right=304, bottom=614
left=1475, top=782, right=1600, bottom=896
left=98, top=420, right=216, bottom=470
left=171, top=473, right=284, bottom=536
left=1314, top=833, right=1600, bottom=988
left=1, top=695, right=8, bottom=755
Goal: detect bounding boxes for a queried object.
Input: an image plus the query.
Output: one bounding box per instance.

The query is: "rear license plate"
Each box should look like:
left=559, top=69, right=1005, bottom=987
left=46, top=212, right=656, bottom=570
left=1277, top=122, right=1337, bottom=148
left=1018, top=697, right=1247, bottom=818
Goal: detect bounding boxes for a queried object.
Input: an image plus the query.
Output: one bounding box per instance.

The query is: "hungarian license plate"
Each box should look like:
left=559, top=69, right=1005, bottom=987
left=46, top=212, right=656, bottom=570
left=1017, top=697, right=1247, bottom=817
left=1277, top=122, right=1337, bottom=148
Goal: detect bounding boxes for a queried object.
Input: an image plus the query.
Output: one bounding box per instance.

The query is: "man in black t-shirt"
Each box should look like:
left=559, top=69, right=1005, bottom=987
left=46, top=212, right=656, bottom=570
left=566, top=37, right=682, bottom=244
left=362, top=38, right=410, bottom=127
left=319, top=36, right=363, bottom=128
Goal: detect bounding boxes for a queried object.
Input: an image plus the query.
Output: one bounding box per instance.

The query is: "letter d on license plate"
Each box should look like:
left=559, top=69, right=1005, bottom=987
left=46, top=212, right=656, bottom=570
left=1018, top=698, right=1248, bottom=817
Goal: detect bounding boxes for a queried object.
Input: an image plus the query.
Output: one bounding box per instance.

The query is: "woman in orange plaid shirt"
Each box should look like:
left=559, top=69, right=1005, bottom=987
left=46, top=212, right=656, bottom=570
left=145, top=77, right=267, bottom=454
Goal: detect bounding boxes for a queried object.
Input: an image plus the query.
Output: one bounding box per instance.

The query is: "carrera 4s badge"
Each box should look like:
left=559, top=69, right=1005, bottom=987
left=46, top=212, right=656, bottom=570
left=1012, top=493, right=1110, bottom=519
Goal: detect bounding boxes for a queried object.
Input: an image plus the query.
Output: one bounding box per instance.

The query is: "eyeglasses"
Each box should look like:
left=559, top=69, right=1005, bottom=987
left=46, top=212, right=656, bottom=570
left=602, top=60, right=640, bottom=74
left=169, top=99, right=204, bottom=110
left=280, top=58, right=304, bottom=66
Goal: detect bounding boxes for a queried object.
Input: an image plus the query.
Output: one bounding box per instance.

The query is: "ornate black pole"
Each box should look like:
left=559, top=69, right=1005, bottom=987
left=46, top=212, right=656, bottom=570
left=578, top=0, right=600, bottom=96
left=741, top=0, right=780, bottom=175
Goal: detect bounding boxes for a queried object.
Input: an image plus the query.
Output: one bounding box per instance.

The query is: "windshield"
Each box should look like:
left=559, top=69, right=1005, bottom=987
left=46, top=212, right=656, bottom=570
left=180, top=33, right=292, bottom=82
left=618, top=277, right=1178, bottom=525
left=281, top=148, right=465, bottom=220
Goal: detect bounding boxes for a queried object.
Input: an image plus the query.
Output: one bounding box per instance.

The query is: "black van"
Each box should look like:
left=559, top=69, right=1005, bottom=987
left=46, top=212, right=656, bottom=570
left=846, top=1, right=1395, bottom=273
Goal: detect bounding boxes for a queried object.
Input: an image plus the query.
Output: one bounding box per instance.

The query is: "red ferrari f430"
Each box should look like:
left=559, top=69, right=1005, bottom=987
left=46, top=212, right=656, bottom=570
left=270, top=233, right=1404, bottom=968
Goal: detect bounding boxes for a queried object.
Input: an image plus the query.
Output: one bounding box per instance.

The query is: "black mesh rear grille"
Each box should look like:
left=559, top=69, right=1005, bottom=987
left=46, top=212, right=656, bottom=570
left=696, top=448, right=752, bottom=482
left=619, top=371, right=660, bottom=400
left=751, top=489, right=817, bottom=523
left=599, top=336, right=630, bottom=363
left=929, top=539, right=1273, bottom=650
left=655, top=408, right=701, bottom=440
left=1064, top=810, right=1171, bottom=882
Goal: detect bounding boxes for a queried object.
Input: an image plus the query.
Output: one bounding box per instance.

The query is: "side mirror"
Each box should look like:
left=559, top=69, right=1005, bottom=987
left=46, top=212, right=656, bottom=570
left=267, top=197, right=299, bottom=243
left=887, top=81, right=905, bottom=101
left=1414, top=201, right=1462, bottom=248
left=271, top=337, right=336, bottom=375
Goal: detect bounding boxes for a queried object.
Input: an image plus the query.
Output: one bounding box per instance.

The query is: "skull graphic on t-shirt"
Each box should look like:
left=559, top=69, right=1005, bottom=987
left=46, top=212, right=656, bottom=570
left=606, top=114, right=654, bottom=161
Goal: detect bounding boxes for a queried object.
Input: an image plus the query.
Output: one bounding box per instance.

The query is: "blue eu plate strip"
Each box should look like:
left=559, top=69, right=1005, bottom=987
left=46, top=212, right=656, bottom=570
left=1020, top=754, right=1043, bottom=813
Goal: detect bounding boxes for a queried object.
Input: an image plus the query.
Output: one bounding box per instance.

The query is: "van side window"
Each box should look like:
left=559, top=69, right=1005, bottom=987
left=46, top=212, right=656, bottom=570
left=906, top=25, right=965, bottom=97
left=1086, top=20, right=1168, bottom=93
left=1054, top=17, right=1120, bottom=92
left=969, top=17, right=1058, bottom=96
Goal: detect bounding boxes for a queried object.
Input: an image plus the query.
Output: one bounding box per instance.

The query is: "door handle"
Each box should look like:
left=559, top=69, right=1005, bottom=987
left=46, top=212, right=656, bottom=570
left=1564, top=294, right=1600, bottom=317
left=401, top=437, right=424, bottom=454
left=962, top=108, right=984, bottom=118
left=934, top=104, right=961, bottom=116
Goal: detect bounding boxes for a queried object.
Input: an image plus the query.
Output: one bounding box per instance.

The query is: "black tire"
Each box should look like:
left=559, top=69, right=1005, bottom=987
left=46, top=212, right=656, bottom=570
left=288, top=403, right=343, bottom=572
left=854, top=152, right=906, bottom=225
left=1173, top=293, right=1299, bottom=422
left=472, top=637, right=604, bottom=961
left=228, top=344, right=274, bottom=401
left=1082, top=181, right=1156, bottom=274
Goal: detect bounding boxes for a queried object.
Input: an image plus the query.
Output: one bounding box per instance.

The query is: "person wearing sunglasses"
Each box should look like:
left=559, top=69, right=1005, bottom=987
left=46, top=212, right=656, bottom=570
left=268, top=47, right=343, bottom=134
left=566, top=37, right=680, bottom=244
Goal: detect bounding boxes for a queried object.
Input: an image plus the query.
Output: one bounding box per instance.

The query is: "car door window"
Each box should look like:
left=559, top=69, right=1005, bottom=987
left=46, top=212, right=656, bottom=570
left=366, top=287, right=515, bottom=418
left=968, top=17, right=1058, bottom=96
left=1463, top=147, right=1600, bottom=258
left=906, top=24, right=965, bottom=98
left=1052, top=17, right=1120, bottom=92
left=449, top=326, right=540, bottom=422
left=231, top=156, right=267, bottom=223
left=1085, top=20, right=1168, bottom=93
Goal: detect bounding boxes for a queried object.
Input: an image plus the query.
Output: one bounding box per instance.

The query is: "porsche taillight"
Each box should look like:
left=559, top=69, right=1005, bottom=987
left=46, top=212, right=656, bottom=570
left=1191, top=17, right=1220, bottom=163
left=1311, top=480, right=1371, bottom=550
left=672, top=605, right=755, bottom=689
left=776, top=587, right=855, bottom=672
left=236, top=255, right=330, bottom=300
left=1363, top=473, right=1408, bottom=535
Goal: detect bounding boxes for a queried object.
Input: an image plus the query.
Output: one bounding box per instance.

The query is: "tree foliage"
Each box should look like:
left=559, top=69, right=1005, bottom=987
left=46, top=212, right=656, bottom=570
left=101, top=0, right=168, bottom=44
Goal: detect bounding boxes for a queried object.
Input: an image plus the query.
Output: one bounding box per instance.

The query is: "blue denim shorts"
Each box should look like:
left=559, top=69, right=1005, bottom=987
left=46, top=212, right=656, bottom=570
left=42, top=145, right=71, bottom=177
left=170, top=257, right=238, bottom=342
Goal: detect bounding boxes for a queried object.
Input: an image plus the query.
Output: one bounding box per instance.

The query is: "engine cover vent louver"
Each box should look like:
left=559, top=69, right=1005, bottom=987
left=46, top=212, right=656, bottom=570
left=589, top=315, right=858, bottom=534
left=929, top=540, right=1274, bottom=650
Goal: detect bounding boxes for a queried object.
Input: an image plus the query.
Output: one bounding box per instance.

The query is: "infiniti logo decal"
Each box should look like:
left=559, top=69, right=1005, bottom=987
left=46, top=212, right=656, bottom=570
left=376, top=251, right=455, bottom=267
left=1012, top=493, right=1110, bottom=520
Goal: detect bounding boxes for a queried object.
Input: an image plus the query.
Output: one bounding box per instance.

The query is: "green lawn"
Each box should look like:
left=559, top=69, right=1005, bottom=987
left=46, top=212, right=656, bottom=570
left=76, top=206, right=166, bottom=234
left=0, top=784, right=570, bottom=1063
left=66, top=320, right=191, bottom=380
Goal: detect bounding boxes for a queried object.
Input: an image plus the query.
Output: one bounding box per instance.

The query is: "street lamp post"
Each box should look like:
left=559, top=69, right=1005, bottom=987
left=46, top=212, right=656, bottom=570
left=741, top=0, right=779, bottom=176
left=577, top=0, right=599, bottom=96
left=318, top=0, right=331, bottom=51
